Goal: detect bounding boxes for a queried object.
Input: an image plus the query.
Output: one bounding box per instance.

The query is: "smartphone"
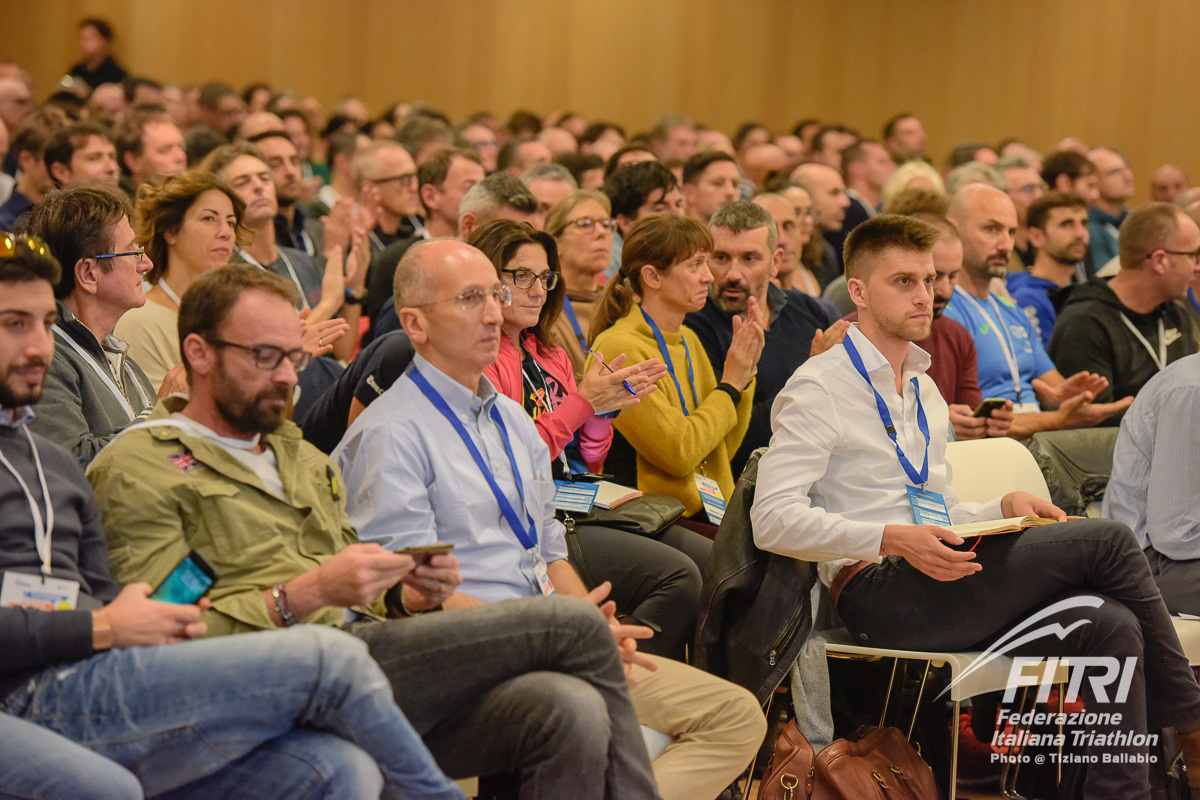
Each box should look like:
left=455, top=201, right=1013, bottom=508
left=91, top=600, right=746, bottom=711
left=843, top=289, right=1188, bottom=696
left=150, top=551, right=218, bottom=604
left=972, top=397, right=1009, bottom=418
left=567, top=473, right=612, bottom=483
left=397, top=543, right=455, bottom=565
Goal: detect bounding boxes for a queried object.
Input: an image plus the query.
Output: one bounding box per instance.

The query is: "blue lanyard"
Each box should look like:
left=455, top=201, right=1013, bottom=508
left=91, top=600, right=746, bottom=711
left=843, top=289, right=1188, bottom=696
left=1190, top=288, right=1200, bottom=316
left=640, top=306, right=697, bottom=416
left=562, top=299, right=586, bottom=350
left=408, top=366, right=539, bottom=551
left=842, top=336, right=930, bottom=486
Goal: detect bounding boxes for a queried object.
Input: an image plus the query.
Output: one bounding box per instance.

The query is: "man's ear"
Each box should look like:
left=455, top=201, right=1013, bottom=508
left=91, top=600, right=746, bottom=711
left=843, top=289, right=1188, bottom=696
left=615, top=213, right=635, bottom=238
left=639, top=263, right=662, bottom=290
left=48, top=161, right=71, bottom=187
left=1027, top=226, right=1046, bottom=250
left=458, top=212, right=475, bottom=241
left=419, top=183, right=438, bottom=214
left=846, top=275, right=869, bottom=311
left=74, top=257, right=101, bottom=297
left=771, top=246, right=783, bottom=280
left=180, top=333, right=215, bottom=377
left=398, top=306, right=428, bottom=344
left=681, top=184, right=697, bottom=212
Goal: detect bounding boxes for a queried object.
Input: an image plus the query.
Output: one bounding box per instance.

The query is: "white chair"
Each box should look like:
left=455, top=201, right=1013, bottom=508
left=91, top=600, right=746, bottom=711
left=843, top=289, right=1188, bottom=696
left=944, top=437, right=1050, bottom=504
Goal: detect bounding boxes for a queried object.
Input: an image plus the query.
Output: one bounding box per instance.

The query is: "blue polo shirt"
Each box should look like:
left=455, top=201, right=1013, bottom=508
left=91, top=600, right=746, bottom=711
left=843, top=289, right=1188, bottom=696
left=943, top=286, right=1055, bottom=405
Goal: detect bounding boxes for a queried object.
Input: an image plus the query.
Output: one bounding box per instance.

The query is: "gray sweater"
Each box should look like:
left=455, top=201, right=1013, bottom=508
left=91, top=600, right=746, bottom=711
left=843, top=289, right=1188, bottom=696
left=0, top=411, right=119, bottom=700
left=29, top=304, right=155, bottom=465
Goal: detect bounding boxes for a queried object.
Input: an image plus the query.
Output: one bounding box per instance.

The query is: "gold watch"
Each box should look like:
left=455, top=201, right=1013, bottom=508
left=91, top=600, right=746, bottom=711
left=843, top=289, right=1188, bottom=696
left=91, top=609, right=115, bottom=651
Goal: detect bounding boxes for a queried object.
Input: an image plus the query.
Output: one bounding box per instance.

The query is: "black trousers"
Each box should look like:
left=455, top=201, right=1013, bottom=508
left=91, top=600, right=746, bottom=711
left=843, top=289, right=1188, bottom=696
left=838, top=519, right=1200, bottom=800
left=1144, top=547, right=1200, bottom=617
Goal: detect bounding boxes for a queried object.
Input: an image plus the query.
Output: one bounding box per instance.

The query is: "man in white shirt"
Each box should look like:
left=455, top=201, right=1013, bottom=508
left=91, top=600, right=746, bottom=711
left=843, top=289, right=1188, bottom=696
left=750, top=214, right=1200, bottom=799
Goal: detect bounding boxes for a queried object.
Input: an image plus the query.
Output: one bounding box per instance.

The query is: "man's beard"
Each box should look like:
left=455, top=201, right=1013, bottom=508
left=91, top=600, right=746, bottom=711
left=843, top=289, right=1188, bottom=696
left=0, top=358, right=48, bottom=409
left=932, top=295, right=950, bottom=320
left=712, top=279, right=754, bottom=316
left=213, top=360, right=289, bottom=435
left=874, top=308, right=931, bottom=343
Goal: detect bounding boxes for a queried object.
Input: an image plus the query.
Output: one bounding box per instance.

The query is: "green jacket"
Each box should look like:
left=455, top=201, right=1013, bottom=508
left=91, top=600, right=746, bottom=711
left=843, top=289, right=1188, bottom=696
left=87, top=397, right=385, bottom=636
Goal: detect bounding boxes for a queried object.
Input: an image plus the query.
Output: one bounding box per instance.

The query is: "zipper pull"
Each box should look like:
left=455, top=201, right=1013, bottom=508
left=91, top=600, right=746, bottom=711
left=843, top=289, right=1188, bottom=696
left=769, top=649, right=776, bottom=666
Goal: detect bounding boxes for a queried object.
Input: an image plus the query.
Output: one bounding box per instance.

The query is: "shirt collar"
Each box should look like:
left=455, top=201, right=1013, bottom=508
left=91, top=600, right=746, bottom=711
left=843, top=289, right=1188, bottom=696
left=411, top=353, right=498, bottom=416
left=0, top=406, right=35, bottom=429
left=845, top=322, right=931, bottom=377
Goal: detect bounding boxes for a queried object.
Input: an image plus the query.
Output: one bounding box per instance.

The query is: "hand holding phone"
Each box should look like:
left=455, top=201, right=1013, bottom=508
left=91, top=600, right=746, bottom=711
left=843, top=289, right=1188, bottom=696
left=973, top=397, right=1008, bottom=418
left=150, top=551, right=217, bottom=605
left=397, top=543, right=455, bottom=566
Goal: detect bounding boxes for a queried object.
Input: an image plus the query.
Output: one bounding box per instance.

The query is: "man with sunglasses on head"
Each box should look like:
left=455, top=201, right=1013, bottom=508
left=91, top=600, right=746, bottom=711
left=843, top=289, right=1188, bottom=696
left=89, top=262, right=664, bottom=799
left=22, top=185, right=160, bottom=464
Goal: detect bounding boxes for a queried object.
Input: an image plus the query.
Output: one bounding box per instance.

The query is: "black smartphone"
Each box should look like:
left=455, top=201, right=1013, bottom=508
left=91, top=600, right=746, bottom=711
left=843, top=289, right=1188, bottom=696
left=567, top=473, right=612, bottom=483
left=972, top=397, right=1008, bottom=418
left=150, top=551, right=218, bottom=604
left=397, top=543, right=455, bottom=566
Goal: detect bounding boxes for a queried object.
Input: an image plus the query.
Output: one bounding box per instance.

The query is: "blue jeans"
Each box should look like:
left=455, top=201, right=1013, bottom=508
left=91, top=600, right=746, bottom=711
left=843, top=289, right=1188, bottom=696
left=0, top=626, right=464, bottom=800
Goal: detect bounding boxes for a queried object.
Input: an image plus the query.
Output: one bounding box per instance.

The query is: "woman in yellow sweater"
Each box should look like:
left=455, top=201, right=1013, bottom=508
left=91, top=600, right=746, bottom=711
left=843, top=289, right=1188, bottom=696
left=589, top=215, right=764, bottom=523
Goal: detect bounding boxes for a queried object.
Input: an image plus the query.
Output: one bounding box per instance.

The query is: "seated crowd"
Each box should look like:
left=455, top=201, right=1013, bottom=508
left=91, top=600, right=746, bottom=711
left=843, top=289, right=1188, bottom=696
left=3, top=17, right=1200, bottom=800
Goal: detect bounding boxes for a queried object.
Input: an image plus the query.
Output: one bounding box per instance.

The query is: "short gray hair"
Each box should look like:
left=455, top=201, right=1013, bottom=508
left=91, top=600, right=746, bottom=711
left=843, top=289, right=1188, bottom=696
left=521, top=162, right=578, bottom=188
left=995, top=155, right=1032, bottom=172
left=709, top=199, right=777, bottom=252
left=946, top=162, right=1005, bottom=195
left=458, top=172, right=538, bottom=226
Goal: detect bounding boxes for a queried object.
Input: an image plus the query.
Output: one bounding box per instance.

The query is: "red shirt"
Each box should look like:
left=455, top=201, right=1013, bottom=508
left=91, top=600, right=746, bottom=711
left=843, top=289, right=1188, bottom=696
left=842, top=314, right=982, bottom=408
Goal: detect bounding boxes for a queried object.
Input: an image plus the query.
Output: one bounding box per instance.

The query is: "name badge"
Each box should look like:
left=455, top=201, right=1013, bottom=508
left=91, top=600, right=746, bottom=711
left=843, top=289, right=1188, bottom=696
left=552, top=480, right=598, bottom=514
left=907, top=485, right=952, bottom=527
left=694, top=473, right=727, bottom=525
left=531, top=550, right=555, bottom=596
left=1, top=571, right=80, bottom=610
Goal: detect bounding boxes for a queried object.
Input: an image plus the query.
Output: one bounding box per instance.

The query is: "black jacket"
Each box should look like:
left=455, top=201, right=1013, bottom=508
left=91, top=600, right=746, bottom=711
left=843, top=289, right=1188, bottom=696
left=1048, top=279, right=1199, bottom=425
left=694, top=448, right=817, bottom=705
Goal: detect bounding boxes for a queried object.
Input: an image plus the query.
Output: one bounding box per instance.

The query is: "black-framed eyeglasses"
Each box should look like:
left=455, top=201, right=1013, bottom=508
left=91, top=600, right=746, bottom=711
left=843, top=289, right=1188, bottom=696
left=371, top=173, right=417, bottom=188
left=501, top=267, right=559, bottom=291
left=94, top=245, right=146, bottom=264
left=0, top=232, right=50, bottom=259
left=416, top=284, right=512, bottom=312
left=565, top=216, right=618, bottom=233
left=206, top=338, right=311, bottom=372
left=1158, top=248, right=1200, bottom=265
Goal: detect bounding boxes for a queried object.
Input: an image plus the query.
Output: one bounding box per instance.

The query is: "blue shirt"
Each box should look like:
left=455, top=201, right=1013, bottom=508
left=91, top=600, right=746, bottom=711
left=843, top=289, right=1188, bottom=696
left=1006, top=271, right=1061, bottom=348
left=1103, top=353, right=1200, bottom=557
left=1087, top=206, right=1126, bottom=274
left=943, top=286, right=1055, bottom=404
left=334, top=354, right=567, bottom=603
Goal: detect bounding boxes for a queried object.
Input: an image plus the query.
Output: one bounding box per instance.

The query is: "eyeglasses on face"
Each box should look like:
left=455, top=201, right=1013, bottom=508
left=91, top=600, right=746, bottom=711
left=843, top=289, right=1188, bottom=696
left=565, top=216, right=618, bottom=233
left=94, top=245, right=146, bottom=264
left=0, top=232, right=50, bottom=259
left=416, top=284, right=513, bottom=312
left=1152, top=248, right=1200, bottom=265
left=206, top=338, right=311, bottom=371
left=372, top=173, right=417, bottom=188
left=501, top=267, right=559, bottom=291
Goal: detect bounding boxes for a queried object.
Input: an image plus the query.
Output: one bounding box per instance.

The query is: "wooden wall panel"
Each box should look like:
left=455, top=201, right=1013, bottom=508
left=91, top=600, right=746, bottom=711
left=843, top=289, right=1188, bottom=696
left=3, top=0, right=1197, bottom=200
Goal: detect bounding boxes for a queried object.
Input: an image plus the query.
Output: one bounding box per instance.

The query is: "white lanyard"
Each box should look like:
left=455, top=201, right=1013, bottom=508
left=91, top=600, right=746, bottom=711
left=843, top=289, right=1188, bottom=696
left=51, top=324, right=148, bottom=421
left=159, top=279, right=182, bottom=307
left=957, top=288, right=1025, bottom=403
left=0, top=427, right=55, bottom=575
left=237, top=247, right=310, bottom=309
left=1118, top=313, right=1166, bottom=371
left=368, top=231, right=385, bottom=253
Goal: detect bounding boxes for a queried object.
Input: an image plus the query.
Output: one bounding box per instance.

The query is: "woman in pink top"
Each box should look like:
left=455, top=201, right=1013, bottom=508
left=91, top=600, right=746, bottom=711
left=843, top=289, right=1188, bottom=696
left=469, top=219, right=709, bottom=661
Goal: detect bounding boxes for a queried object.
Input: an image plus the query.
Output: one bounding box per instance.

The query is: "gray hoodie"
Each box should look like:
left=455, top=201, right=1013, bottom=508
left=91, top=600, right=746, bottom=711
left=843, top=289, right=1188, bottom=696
left=29, top=303, right=156, bottom=464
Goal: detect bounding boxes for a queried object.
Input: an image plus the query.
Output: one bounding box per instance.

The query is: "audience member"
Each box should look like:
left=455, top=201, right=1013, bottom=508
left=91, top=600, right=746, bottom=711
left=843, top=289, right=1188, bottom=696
left=1007, top=192, right=1090, bottom=346
left=1087, top=147, right=1135, bottom=270
left=943, top=183, right=1131, bottom=436
left=522, top=162, right=578, bottom=229
left=589, top=215, right=762, bottom=523
left=1150, top=163, right=1189, bottom=203
left=880, top=160, right=946, bottom=212
left=649, top=114, right=697, bottom=162
left=809, top=125, right=858, bottom=171
left=89, top=263, right=662, bottom=798
left=43, top=121, right=120, bottom=188
left=310, top=128, right=364, bottom=217
left=250, top=129, right=321, bottom=256
left=554, top=151, right=605, bottom=190
left=355, top=140, right=423, bottom=255
left=998, top=155, right=1046, bottom=269
left=1103, top=352, right=1200, bottom=615
left=684, top=200, right=842, bottom=478
left=539, top=126, right=577, bottom=157
left=113, top=107, right=187, bottom=196
left=1049, top=202, right=1200, bottom=418
left=739, top=143, right=787, bottom=191
left=459, top=120, right=499, bottom=173
left=750, top=213, right=1200, bottom=799
left=602, top=160, right=683, bottom=279
left=0, top=108, right=70, bottom=231
left=944, top=160, right=1003, bottom=195
left=497, top=136, right=552, bottom=179
left=193, top=82, right=246, bottom=138
left=1041, top=149, right=1099, bottom=204
left=752, top=191, right=824, bottom=301
left=334, top=240, right=763, bottom=799
left=947, top=141, right=998, bottom=169
left=882, top=112, right=927, bottom=159
left=680, top=151, right=740, bottom=224
left=22, top=185, right=158, bottom=461
left=0, top=236, right=465, bottom=800
left=790, top=162, right=850, bottom=286
left=578, top=121, right=625, bottom=163
left=67, top=18, right=127, bottom=91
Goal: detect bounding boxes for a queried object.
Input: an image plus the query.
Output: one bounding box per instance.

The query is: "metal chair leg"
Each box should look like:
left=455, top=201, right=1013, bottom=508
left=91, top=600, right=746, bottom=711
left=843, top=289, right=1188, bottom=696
left=879, top=657, right=900, bottom=727
left=949, top=698, right=960, bottom=800
left=908, top=660, right=933, bottom=740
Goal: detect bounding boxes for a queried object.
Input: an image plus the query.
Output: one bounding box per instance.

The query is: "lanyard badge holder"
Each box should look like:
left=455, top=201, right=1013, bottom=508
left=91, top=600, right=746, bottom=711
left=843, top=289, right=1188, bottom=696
left=409, top=367, right=555, bottom=596
left=842, top=337, right=949, bottom=526
left=641, top=307, right=727, bottom=522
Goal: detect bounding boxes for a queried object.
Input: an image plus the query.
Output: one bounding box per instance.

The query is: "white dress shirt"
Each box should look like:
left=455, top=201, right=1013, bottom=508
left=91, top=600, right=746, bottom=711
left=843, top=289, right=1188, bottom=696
left=751, top=324, right=1003, bottom=588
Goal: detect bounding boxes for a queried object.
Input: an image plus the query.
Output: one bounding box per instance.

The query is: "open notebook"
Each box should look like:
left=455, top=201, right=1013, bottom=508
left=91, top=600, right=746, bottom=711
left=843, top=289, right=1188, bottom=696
left=593, top=481, right=644, bottom=509
left=946, top=516, right=1076, bottom=538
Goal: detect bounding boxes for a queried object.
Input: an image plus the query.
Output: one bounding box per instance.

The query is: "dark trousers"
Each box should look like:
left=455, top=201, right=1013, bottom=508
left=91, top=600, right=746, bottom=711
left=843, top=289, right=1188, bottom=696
left=1144, top=547, right=1200, bottom=616
left=838, top=519, right=1200, bottom=800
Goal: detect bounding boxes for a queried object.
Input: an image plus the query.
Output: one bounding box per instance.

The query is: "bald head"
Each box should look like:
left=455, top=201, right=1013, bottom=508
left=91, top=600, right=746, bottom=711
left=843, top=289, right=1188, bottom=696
left=741, top=143, right=787, bottom=189
left=394, top=238, right=481, bottom=308
left=238, top=111, right=285, bottom=141
left=1151, top=163, right=1189, bottom=203
left=0, top=76, right=33, bottom=130
left=947, top=183, right=1017, bottom=283
left=790, top=162, right=849, bottom=231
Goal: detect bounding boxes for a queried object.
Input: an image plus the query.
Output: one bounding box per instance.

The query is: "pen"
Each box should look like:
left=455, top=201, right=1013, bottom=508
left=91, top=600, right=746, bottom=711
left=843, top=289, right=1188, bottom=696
left=587, top=349, right=636, bottom=396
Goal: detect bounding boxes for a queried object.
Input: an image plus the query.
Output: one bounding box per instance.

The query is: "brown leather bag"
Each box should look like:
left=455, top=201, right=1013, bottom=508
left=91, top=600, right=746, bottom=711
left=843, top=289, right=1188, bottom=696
left=757, top=720, right=938, bottom=800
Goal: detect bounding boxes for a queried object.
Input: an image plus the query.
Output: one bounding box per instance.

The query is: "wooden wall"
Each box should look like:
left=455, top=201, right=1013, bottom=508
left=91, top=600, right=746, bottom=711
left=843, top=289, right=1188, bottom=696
left=4, top=0, right=1195, bottom=199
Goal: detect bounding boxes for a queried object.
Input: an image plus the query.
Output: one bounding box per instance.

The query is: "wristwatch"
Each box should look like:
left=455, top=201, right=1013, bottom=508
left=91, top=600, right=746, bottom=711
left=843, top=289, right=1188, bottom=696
left=344, top=287, right=366, bottom=306
left=91, top=609, right=115, bottom=651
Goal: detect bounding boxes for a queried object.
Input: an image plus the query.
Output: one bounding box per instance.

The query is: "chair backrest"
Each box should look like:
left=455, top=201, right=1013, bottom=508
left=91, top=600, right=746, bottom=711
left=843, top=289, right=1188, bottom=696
left=945, top=437, right=1050, bottom=504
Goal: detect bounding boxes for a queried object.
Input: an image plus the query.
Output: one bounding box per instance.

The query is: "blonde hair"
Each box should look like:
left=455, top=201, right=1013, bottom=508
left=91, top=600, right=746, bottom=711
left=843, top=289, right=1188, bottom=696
left=881, top=160, right=946, bottom=211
